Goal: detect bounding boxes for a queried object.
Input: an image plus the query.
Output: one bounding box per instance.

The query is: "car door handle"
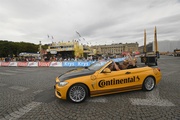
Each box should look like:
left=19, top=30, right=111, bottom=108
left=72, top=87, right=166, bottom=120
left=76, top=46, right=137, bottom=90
left=125, top=72, right=131, bottom=74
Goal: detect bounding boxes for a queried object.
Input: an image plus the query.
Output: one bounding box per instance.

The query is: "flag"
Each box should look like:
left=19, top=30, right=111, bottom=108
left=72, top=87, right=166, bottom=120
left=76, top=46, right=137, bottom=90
left=76, top=31, right=81, bottom=37
left=47, top=35, right=49, bottom=38
left=52, top=36, right=54, bottom=39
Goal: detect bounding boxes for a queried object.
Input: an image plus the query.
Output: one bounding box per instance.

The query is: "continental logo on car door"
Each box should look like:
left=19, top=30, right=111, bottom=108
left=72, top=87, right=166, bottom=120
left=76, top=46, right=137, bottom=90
left=98, top=76, right=140, bottom=88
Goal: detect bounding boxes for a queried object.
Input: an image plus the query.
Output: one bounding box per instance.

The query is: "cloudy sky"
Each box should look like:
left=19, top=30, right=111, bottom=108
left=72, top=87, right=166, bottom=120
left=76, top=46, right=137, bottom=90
left=0, top=0, right=180, bottom=46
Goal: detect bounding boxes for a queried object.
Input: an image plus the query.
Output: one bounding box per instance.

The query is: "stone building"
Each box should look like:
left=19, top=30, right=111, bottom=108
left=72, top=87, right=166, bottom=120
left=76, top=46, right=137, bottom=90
left=47, top=41, right=139, bottom=59
left=91, top=42, right=139, bottom=55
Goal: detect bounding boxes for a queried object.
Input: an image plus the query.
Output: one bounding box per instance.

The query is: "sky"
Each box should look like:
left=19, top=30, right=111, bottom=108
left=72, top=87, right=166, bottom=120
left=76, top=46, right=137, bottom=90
left=0, top=0, right=180, bottom=46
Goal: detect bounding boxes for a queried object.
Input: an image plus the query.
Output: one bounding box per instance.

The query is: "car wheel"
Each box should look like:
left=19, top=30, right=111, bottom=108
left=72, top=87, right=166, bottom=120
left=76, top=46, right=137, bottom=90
left=143, top=77, right=155, bottom=91
left=67, top=84, right=88, bottom=103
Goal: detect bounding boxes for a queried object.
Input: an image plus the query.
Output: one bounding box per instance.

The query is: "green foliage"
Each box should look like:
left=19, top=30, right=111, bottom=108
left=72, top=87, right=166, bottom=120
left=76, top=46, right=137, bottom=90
left=0, top=40, right=47, bottom=57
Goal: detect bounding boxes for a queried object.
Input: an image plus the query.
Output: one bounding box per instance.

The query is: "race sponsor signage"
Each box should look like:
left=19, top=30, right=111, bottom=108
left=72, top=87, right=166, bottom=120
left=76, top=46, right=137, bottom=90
left=98, top=76, right=140, bottom=88
left=50, top=62, right=62, bottom=67
left=62, top=61, right=94, bottom=67
left=9, top=62, right=18, bottom=66
left=38, top=62, right=50, bottom=67
left=62, top=62, right=76, bottom=67
left=1, top=62, right=10, bottom=66
left=77, top=62, right=91, bottom=67
left=17, top=62, right=28, bottom=67
left=0, top=61, right=96, bottom=67
left=112, top=58, right=125, bottom=62
left=28, top=62, right=38, bottom=67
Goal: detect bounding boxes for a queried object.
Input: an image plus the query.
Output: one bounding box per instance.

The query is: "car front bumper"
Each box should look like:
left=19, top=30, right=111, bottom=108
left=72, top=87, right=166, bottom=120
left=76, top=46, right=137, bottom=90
left=54, top=84, right=68, bottom=100
left=54, top=77, right=69, bottom=100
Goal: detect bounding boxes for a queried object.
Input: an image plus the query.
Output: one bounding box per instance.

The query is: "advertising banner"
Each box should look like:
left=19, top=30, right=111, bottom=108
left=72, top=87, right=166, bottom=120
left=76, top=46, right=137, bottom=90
left=50, top=62, right=62, bottom=67
left=76, top=61, right=91, bottom=67
left=38, top=62, right=50, bottom=67
left=0, top=61, right=98, bottom=67
left=62, top=61, right=76, bottom=67
left=9, top=62, right=18, bottom=66
left=28, top=62, right=38, bottom=67
left=112, top=58, right=125, bottom=62
left=17, top=62, right=28, bottom=67
left=62, top=61, right=94, bottom=67
left=1, top=62, right=10, bottom=66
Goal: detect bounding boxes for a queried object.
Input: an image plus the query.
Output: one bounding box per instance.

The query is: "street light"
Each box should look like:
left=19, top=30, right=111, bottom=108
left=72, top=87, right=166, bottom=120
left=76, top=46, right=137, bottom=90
left=39, top=41, right=42, bottom=61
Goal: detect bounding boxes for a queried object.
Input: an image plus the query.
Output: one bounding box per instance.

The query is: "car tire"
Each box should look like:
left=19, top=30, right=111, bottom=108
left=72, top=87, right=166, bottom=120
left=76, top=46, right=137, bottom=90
left=67, top=84, right=88, bottom=103
left=143, top=77, right=155, bottom=91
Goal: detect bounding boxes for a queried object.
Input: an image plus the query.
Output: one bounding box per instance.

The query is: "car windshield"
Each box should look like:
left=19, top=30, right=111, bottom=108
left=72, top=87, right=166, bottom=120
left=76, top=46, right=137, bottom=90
left=88, top=61, right=109, bottom=71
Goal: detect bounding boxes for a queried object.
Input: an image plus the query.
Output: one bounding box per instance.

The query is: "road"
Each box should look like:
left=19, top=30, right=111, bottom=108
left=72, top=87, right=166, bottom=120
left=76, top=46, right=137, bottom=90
left=0, top=56, right=180, bottom=120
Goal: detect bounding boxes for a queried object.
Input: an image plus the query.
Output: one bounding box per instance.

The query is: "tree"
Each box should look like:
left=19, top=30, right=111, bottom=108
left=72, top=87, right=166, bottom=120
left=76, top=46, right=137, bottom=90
left=0, top=40, right=43, bottom=57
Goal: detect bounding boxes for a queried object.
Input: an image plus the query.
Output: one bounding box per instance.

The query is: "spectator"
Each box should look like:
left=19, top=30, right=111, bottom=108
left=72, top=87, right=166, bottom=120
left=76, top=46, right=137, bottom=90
left=107, top=61, right=121, bottom=71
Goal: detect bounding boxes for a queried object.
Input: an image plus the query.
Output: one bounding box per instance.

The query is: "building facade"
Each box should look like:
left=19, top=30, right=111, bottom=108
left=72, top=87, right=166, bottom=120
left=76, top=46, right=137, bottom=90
left=91, top=42, right=139, bottom=55
left=47, top=41, right=139, bottom=59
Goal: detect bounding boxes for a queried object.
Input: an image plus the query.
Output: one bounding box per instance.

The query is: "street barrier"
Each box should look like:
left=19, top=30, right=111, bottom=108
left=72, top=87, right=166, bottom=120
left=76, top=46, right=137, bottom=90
left=1, top=62, right=10, bottom=66
left=38, top=62, right=51, bottom=67
left=50, top=62, right=62, bottom=67
left=17, top=62, right=28, bottom=67
left=28, top=62, right=38, bottom=67
left=0, top=58, right=125, bottom=67
left=9, top=62, right=18, bottom=66
left=112, top=58, right=125, bottom=62
left=62, top=61, right=94, bottom=67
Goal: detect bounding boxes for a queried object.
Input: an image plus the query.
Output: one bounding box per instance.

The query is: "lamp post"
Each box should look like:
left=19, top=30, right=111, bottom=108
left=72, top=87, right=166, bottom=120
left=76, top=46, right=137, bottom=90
left=39, top=41, right=42, bottom=61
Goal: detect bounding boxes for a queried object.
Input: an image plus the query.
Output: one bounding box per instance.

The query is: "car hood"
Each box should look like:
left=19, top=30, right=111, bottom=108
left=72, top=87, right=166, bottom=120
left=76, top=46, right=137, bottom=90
left=59, top=68, right=95, bottom=82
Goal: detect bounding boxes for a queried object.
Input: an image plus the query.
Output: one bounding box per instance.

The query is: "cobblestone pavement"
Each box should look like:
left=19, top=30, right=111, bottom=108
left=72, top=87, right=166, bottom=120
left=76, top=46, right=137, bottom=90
left=0, top=56, right=180, bottom=120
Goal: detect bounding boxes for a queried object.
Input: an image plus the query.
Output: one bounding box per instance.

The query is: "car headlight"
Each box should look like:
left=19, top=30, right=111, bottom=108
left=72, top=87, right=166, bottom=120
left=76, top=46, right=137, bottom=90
left=58, top=82, right=68, bottom=86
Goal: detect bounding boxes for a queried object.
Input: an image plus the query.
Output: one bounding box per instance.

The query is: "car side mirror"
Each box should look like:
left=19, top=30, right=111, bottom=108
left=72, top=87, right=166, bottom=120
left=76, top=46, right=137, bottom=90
left=103, top=68, right=111, bottom=73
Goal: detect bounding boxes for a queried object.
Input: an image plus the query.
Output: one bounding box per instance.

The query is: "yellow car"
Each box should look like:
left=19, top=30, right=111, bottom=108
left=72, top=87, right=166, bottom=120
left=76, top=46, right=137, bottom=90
left=54, top=60, right=162, bottom=103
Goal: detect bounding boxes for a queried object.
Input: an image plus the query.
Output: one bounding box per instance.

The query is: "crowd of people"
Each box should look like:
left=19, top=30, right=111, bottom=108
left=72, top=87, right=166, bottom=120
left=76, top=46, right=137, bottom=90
left=0, top=56, right=103, bottom=62
left=0, top=53, right=137, bottom=67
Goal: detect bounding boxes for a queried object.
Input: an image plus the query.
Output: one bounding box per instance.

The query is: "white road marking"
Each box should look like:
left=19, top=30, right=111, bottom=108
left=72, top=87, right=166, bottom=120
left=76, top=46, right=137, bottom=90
left=0, top=83, right=7, bottom=86
left=15, top=68, right=37, bottom=72
left=33, top=90, right=43, bottom=94
left=0, top=70, right=24, bottom=76
left=0, top=69, right=36, bottom=76
left=9, top=86, right=29, bottom=92
left=130, top=89, right=175, bottom=106
left=0, top=102, right=41, bottom=120
left=87, top=97, right=108, bottom=103
left=163, top=71, right=177, bottom=76
left=5, top=70, right=23, bottom=73
left=0, top=72, right=15, bottom=75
